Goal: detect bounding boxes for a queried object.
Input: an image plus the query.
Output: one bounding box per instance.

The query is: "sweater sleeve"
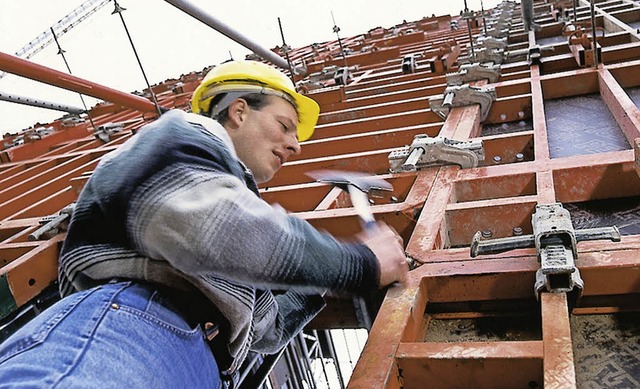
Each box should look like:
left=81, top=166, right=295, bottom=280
left=128, top=164, right=379, bottom=294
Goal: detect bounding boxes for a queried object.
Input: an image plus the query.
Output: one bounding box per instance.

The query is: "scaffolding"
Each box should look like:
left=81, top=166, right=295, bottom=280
left=1, top=1, right=640, bottom=387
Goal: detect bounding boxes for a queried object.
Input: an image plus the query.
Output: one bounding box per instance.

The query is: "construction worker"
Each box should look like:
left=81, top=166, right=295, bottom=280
left=0, top=60, right=408, bottom=388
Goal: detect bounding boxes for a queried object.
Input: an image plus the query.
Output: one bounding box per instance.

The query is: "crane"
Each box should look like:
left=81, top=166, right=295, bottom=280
left=0, top=0, right=111, bottom=80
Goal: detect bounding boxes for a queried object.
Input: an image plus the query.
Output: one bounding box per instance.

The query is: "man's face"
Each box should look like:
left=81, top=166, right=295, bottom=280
left=227, top=96, right=301, bottom=183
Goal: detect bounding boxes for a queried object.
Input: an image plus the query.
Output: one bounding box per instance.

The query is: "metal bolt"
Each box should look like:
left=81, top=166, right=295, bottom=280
left=513, top=226, right=523, bottom=236
left=500, top=113, right=507, bottom=121
left=518, top=111, right=525, bottom=118
left=390, top=196, right=399, bottom=203
left=481, top=229, right=493, bottom=238
left=516, top=153, right=524, bottom=161
left=493, top=155, right=502, bottom=163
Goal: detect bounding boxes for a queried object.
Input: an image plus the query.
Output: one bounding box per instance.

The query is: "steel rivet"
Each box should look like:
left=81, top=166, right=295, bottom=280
left=516, top=153, right=524, bottom=161
left=493, top=155, right=502, bottom=163
left=481, top=229, right=492, bottom=238
left=513, top=226, right=523, bottom=236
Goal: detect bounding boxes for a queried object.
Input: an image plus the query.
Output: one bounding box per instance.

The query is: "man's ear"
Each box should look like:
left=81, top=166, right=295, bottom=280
left=226, top=98, right=248, bottom=129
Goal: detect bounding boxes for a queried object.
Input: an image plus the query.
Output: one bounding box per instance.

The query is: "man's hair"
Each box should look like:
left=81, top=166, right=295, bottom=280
left=208, top=93, right=271, bottom=125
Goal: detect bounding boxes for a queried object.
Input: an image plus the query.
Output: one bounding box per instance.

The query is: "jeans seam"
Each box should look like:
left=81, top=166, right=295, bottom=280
left=116, top=305, right=201, bottom=338
left=51, top=282, right=131, bottom=388
left=0, top=287, right=97, bottom=365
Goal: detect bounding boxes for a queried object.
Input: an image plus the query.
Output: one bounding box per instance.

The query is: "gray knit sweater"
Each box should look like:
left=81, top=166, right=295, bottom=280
left=58, top=110, right=379, bottom=377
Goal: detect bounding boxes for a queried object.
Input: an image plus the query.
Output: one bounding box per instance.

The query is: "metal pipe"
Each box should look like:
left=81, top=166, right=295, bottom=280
left=402, top=147, right=424, bottom=171
left=296, top=333, right=319, bottom=389
left=323, top=330, right=346, bottom=389
left=238, top=348, right=286, bottom=389
left=0, top=91, right=85, bottom=114
left=164, top=0, right=289, bottom=70
left=463, top=0, right=475, bottom=58
left=278, top=17, right=295, bottom=84
left=0, top=51, right=157, bottom=113
left=311, top=330, right=332, bottom=389
left=521, top=0, right=534, bottom=32
left=480, top=0, right=487, bottom=35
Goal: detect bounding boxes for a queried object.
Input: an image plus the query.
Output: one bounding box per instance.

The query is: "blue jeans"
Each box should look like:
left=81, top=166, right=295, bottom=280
left=0, top=281, right=221, bottom=388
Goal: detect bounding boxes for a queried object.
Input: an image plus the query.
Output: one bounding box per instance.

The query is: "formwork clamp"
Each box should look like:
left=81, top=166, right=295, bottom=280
left=402, top=53, right=422, bottom=74
left=476, top=36, right=508, bottom=51
left=446, top=62, right=501, bottom=85
left=94, top=122, right=125, bottom=143
left=464, top=47, right=505, bottom=65
left=429, top=84, right=497, bottom=121
left=388, top=134, right=484, bottom=173
left=28, top=203, right=76, bottom=241
left=470, top=203, right=621, bottom=301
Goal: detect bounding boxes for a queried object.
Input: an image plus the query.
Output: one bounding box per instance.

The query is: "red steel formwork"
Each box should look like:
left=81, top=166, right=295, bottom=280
left=1, top=1, right=640, bottom=388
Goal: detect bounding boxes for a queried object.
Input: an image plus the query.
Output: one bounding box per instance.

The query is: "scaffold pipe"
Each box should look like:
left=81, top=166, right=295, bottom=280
left=0, top=91, right=85, bottom=114
left=164, top=0, right=290, bottom=70
left=0, top=51, right=158, bottom=113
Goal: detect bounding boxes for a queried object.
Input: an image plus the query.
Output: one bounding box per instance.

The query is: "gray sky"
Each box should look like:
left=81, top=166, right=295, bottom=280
left=0, top=0, right=500, bottom=133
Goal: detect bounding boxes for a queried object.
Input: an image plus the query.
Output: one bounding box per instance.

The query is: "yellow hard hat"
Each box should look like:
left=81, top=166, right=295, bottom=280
left=191, top=60, right=320, bottom=142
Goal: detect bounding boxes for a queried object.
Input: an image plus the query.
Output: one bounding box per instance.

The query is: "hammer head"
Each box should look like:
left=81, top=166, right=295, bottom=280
left=307, top=170, right=393, bottom=193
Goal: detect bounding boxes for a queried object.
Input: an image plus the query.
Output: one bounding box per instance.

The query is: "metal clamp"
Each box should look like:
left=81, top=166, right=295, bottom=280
left=476, top=36, right=508, bottom=51
left=402, top=54, right=421, bottom=74
left=469, top=47, right=505, bottom=64
left=429, top=84, right=497, bottom=121
left=334, top=67, right=350, bottom=86
left=388, top=134, right=484, bottom=172
left=28, top=203, right=76, bottom=241
left=94, top=122, right=125, bottom=143
left=446, top=63, right=501, bottom=85
left=485, top=26, right=510, bottom=39
left=470, top=203, right=621, bottom=299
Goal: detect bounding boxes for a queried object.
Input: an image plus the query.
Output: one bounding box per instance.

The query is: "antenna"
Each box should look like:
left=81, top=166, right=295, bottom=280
left=331, top=11, right=349, bottom=68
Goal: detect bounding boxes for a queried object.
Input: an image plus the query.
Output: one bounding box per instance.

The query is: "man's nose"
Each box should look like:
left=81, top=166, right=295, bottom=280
left=286, top=135, right=301, bottom=156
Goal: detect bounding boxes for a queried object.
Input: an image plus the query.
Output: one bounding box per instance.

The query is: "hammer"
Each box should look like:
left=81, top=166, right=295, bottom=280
left=308, top=170, right=397, bottom=330
left=307, top=170, right=393, bottom=231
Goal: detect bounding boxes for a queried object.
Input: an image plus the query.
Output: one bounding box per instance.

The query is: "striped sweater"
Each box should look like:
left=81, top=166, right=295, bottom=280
left=58, top=110, right=379, bottom=377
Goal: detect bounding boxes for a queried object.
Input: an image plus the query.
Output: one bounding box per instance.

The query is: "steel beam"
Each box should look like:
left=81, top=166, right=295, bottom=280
left=541, top=293, right=577, bottom=388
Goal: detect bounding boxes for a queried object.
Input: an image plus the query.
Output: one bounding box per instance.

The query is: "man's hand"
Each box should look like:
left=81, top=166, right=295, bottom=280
left=359, top=223, right=409, bottom=287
